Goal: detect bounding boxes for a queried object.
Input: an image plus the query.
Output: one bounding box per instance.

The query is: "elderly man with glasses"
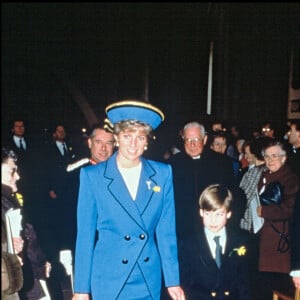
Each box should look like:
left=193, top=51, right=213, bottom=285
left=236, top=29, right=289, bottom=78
left=164, top=121, right=244, bottom=299
left=167, top=122, right=238, bottom=243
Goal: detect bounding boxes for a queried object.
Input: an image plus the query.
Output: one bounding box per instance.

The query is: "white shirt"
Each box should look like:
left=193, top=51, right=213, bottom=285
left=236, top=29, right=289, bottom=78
left=13, top=135, right=26, bottom=150
left=204, top=227, right=227, bottom=258
left=56, top=141, right=67, bottom=156
left=118, top=162, right=142, bottom=201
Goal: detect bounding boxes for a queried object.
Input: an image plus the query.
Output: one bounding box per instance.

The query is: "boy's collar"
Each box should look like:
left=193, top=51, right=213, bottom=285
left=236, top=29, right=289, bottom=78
left=204, top=226, right=226, bottom=239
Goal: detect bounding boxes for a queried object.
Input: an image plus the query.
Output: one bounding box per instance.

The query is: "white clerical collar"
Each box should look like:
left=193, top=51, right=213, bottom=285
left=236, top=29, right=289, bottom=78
left=192, top=155, right=201, bottom=159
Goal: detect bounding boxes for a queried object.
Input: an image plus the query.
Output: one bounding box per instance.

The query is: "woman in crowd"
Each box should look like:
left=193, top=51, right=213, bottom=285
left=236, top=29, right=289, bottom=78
left=2, top=148, right=24, bottom=300
left=1, top=147, right=55, bottom=300
left=72, top=100, right=185, bottom=300
left=239, top=136, right=274, bottom=232
left=239, top=137, right=274, bottom=298
left=256, top=139, right=299, bottom=299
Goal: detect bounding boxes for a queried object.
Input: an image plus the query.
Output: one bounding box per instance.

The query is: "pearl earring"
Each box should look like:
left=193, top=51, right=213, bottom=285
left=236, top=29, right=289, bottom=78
left=144, top=145, right=148, bottom=151
left=116, top=141, right=119, bottom=147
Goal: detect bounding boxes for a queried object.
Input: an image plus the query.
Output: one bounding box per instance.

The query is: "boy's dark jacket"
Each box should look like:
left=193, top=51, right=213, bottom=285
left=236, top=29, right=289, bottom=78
left=179, top=225, right=251, bottom=300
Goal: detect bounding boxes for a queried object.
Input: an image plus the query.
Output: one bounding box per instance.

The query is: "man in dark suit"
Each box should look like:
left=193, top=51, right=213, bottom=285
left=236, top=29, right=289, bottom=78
left=179, top=184, right=251, bottom=300
left=42, top=124, right=78, bottom=255
left=7, top=118, right=28, bottom=154
left=167, top=121, right=239, bottom=243
left=30, top=124, right=80, bottom=300
left=282, top=121, right=300, bottom=293
left=5, top=118, right=38, bottom=222
left=291, top=190, right=300, bottom=290
left=286, top=119, right=300, bottom=179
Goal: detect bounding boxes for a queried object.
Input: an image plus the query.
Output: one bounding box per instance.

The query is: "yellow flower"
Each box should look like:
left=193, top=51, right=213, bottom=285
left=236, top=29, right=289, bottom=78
left=15, top=192, right=24, bottom=207
left=236, top=246, right=246, bottom=256
left=229, top=245, right=246, bottom=256
left=152, top=186, right=161, bottom=192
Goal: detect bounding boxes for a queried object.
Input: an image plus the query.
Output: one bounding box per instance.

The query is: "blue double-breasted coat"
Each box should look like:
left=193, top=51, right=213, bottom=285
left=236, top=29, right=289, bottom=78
left=73, top=151, right=180, bottom=299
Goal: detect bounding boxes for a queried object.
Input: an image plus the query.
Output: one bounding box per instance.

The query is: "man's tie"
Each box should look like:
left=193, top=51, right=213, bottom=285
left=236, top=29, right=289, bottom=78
left=62, top=143, right=68, bottom=156
left=19, top=138, right=25, bottom=151
left=213, top=236, right=222, bottom=268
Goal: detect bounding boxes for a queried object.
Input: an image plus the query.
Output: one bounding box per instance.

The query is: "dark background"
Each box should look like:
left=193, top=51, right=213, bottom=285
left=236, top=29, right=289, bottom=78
left=2, top=3, right=300, bottom=147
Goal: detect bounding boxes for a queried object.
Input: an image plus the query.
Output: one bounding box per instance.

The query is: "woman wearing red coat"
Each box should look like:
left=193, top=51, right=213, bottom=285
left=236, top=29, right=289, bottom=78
left=256, top=139, right=299, bottom=299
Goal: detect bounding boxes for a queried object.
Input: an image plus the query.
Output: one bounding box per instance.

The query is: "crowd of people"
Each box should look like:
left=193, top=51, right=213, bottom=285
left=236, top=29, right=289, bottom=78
left=2, top=105, right=300, bottom=300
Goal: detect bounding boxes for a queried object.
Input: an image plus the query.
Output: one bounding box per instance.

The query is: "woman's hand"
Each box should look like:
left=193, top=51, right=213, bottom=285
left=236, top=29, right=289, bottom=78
left=257, top=205, right=262, bottom=217
left=16, top=255, right=23, bottom=266
left=167, top=286, right=186, bottom=300
left=293, top=276, right=300, bottom=289
left=72, top=293, right=90, bottom=300
left=45, top=261, right=52, bottom=278
left=13, top=236, right=24, bottom=254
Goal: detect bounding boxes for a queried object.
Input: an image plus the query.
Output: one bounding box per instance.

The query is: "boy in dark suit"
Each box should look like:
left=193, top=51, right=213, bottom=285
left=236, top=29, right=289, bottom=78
left=179, top=184, right=251, bottom=300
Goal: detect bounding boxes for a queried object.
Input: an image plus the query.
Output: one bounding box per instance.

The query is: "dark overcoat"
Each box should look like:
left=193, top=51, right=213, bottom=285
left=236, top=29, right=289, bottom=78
left=168, top=149, right=238, bottom=240
left=291, top=190, right=300, bottom=272
left=258, top=164, right=299, bottom=273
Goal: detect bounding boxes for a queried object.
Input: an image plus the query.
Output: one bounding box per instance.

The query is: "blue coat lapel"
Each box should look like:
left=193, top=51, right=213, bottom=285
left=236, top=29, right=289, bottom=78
left=103, top=152, right=157, bottom=229
left=135, top=157, right=157, bottom=215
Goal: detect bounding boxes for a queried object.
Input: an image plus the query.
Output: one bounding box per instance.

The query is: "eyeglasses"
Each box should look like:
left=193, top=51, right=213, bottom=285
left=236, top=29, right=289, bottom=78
left=262, top=127, right=271, bottom=132
left=263, top=153, right=285, bottom=160
left=184, top=138, right=203, bottom=145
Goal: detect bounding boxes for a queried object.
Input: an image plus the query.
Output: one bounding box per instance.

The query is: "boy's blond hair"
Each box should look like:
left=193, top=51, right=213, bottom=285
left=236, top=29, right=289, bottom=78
left=199, top=184, right=233, bottom=211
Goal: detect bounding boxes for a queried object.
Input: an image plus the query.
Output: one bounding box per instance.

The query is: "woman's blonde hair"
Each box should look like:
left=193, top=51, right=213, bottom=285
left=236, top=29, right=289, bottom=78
left=114, top=120, right=153, bottom=140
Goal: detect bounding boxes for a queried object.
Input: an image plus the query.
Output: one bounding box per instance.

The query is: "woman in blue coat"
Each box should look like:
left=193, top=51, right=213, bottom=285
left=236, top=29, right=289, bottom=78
left=72, top=100, right=185, bottom=300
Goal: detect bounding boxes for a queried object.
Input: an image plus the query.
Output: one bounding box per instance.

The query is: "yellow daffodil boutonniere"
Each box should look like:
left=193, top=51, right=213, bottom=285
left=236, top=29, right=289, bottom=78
left=229, top=245, right=246, bottom=257
left=152, top=186, right=161, bottom=193
left=15, top=192, right=24, bottom=207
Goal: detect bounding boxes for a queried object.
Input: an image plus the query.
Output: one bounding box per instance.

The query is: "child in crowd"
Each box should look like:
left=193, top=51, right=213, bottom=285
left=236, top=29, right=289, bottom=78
left=179, top=184, right=251, bottom=300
